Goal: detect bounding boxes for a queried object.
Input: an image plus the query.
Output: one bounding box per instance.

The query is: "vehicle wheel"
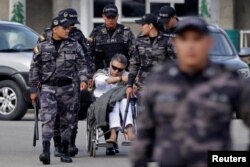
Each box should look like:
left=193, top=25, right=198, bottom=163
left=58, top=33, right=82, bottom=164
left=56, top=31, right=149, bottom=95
left=0, top=80, right=28, bottom=120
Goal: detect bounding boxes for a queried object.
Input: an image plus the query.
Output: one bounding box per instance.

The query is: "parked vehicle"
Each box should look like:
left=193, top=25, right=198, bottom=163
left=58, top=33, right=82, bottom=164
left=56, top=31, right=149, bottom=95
left=0, top=20, right=37, bottom=120
left=208, top=25, right=250, bottom=79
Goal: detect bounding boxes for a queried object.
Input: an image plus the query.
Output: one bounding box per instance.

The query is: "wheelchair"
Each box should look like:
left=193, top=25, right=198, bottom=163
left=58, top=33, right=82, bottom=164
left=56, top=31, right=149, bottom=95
left=86, top=97, right=137, bottom=157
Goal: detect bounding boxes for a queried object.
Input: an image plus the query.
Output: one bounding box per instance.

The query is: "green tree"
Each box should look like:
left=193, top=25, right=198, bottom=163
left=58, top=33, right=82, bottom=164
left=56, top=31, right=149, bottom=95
left=201, top=0, right=211, bottom=18
left=11, top=1, right=24, bottom=24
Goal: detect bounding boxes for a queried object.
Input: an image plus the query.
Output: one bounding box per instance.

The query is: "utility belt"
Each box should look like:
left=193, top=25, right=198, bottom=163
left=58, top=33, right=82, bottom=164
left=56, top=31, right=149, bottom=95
left=43, top=78, right=73, bottom=87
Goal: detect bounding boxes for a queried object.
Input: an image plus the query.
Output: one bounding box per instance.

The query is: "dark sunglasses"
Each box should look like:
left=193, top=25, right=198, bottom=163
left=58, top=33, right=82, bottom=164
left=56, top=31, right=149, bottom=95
left=111, top=65, right=124, bottom=72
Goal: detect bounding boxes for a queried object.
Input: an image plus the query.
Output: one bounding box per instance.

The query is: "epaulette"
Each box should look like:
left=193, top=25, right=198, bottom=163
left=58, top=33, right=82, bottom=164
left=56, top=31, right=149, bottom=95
left=123, top=26, right=130, bottom=30
left=68, top=37, right=76, bottom=42
left=39, top=34, right=46, bottom=42
left=33, top=45, right=41, bottom=58
left=87, top=37, right=93, bottom=43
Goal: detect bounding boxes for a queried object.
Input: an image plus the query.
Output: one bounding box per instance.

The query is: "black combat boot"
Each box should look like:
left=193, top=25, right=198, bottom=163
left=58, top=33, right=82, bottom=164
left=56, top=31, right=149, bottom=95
left=61, top=140, right=72, bottom=163
left=39, top=141, right=50, bottom=165
left=53, top=136, right=62, bottom=157
left=114, top=132, right=119, bottom=153
left=69, top=130, right=78, bottom=157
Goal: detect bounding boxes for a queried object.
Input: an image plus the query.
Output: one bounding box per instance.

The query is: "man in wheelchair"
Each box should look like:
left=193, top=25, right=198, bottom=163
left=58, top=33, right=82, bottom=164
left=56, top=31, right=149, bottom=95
left=90, top=54, right=136, bottom=155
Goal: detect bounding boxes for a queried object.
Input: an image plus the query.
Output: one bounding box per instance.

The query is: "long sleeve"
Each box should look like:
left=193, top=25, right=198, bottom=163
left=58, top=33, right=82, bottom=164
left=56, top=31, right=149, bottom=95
left=127, top=30, right=136, bottom=60
left=29, top=45, right=42, bottom=93
left=166, top=38, right=176, bottom=61
left=76, top=43, right=88, bottom=83
left=128, top=43, right=140, bottom=86
left=88, top=30, right=98, bottom=72
left=80, top=34, right=95, bottom=79
left=132, top=87, right=156, bottom=167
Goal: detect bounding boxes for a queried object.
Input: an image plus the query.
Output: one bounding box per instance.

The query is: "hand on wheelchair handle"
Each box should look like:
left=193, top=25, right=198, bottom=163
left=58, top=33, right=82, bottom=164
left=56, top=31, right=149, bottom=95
left=126, top=87, right=134, bottom=98
left=30, top=93, right=38, bottom=106
left=88, top=79, right=93, bottom=89
left=80, top=82, right=88, bottom=91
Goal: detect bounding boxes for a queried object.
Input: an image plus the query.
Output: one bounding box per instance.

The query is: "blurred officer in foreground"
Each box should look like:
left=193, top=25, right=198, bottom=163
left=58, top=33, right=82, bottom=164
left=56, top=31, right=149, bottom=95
left=29, top=16, right=88, bottom=164
left=158, top=5, right=178, bottom=38
left=89, top=4, right=135, bottom=70
left=126, top=13, right=175, bottom=96
left=89, top=3, right=135, bottom=155
left=132, top=17, right=250, bottom=167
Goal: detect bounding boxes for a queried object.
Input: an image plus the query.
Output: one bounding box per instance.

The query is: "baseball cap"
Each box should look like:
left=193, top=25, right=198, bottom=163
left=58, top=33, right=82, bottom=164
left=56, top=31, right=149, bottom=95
left=159, top=6, right=176, bottom=24
left=135, top=14, right=158, bottom=28
left=103, top=4, right=118, bottom=17
left=51, top=16, right=71, bottom=29
left=58, top=8, right=80, bottom=25
left=175, top=17, right=209, bottom=35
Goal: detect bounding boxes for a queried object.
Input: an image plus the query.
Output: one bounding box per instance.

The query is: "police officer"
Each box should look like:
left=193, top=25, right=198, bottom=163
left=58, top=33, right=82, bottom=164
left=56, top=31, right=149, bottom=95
left=132, top=17, right=250, bottom=167
left=88, top=4, right=135, bottom=70
left=56, top=8, right=93, bottom=157
left=38, top=8, right=92, bottom=158
left=126, top=13, right=175, bottom=96
left=158, top=5, right=179, bottom=38
left=29, top=16, right=88, bottom=164
left=88, top=3, right=135, bottom=155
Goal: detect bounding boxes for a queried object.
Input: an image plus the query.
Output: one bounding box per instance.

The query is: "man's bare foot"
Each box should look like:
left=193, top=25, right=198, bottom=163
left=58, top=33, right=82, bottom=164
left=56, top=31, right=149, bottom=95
left=126, top=125, right=135, bottom=141
left=106, top=128, right=117, bottom=143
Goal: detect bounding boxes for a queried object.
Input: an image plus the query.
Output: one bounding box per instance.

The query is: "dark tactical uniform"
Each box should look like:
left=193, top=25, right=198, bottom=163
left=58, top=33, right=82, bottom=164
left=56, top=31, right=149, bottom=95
left=132, top=62, right=250, bottom=167
left=29, top=37, right=88, bottom=143
left=128, top=33, right=175, bottom=88
left=89, top=24, right=135, bottom=70
left=37, top=27, right=93, bottom=155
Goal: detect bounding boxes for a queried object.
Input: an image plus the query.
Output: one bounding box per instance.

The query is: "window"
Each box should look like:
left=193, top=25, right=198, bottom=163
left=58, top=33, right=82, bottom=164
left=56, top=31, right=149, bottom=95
left=210, top=32, right=234, bottom=56
left=0, top=24, right=37, bottom=51
left=94, top=0, right=115, bottom=17
left=122, top=0, right=145, bottom=17
left=150, top=3, right=170, bottom=15
left=175, top=0, right=198, bottom=16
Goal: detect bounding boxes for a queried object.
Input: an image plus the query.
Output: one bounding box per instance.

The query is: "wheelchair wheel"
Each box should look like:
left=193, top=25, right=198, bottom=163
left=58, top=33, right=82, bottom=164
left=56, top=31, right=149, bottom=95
left=86, top=120, right=91, bottom=152
left=92, top=141, right=97, bottom=157
left=89, top=127, right=96, bottom=157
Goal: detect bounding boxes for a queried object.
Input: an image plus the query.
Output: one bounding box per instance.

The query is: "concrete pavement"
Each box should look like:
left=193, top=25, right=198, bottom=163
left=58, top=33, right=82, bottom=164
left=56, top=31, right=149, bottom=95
left=0, top=113, right=249, bottom=167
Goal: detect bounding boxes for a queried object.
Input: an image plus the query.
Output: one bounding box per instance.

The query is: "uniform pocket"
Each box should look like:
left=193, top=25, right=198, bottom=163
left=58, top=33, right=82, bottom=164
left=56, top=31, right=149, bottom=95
left=41, top=53, right=51, bottom=62
left=64, top=52, right=76, bottom=68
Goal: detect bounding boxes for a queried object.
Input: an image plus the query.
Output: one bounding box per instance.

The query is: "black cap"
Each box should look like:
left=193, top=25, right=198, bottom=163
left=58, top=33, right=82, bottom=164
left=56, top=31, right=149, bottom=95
left=103, top=4, right=118, bottom=17
left=175, top=17, right=209, bottom=35
left=159, top=6, right=176, bottom=24
left=58, top=8, right=80, bottom=25
left=135, top=14, right=158, bottom=28
left=51, top=16, right=71, bottom=29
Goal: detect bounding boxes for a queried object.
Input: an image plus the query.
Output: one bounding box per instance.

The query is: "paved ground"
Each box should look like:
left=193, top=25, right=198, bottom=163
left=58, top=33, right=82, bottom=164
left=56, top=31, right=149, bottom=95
left=0, top=113, right=249, bottom=167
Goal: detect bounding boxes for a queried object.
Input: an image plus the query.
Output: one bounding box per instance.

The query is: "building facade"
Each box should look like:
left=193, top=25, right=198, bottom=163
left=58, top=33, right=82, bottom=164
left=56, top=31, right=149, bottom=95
left=0, top=0, right=249, bottom=37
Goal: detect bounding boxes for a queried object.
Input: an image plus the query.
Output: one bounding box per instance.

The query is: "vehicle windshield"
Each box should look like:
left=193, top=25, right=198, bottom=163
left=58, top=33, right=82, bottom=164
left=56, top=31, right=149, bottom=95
left=210, top=32, right=234, bottom=56
left=0, top=24, right=38, bottom=52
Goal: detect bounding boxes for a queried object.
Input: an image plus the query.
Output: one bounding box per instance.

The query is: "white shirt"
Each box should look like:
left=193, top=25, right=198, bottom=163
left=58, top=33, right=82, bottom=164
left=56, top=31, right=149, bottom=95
left=93, top=68, right=128, bottom=98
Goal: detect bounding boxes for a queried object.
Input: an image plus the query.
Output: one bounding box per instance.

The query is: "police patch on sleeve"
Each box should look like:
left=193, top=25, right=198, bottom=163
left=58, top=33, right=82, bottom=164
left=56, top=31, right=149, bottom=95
left=87, top=37, right=93, bottom=43
left=39, top=35, right=46, bottom=42
left=33, top=45, right=40, bottom=55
